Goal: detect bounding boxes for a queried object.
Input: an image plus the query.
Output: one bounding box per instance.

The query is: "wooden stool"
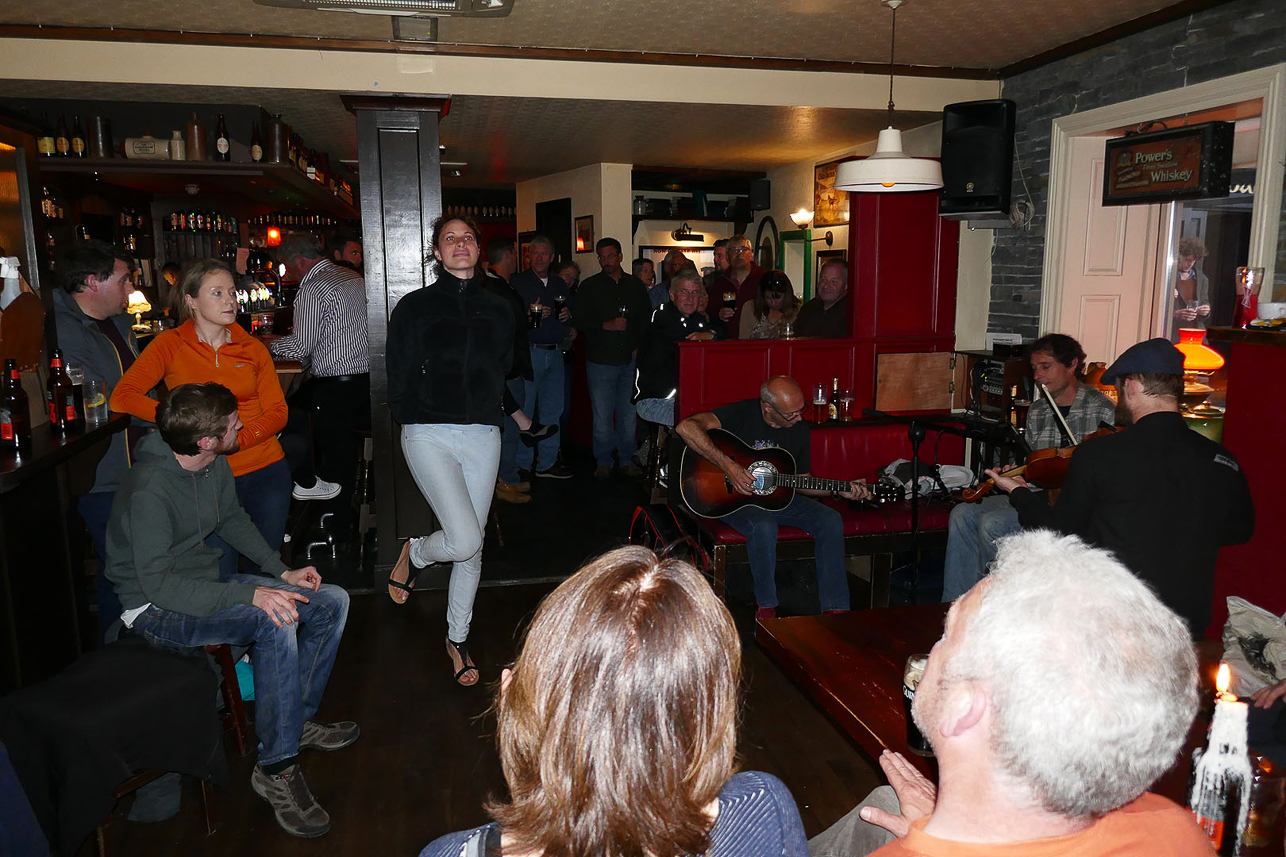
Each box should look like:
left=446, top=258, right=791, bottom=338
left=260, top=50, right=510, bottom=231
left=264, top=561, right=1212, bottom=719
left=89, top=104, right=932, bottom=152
left=204, top=644, right=251, bottom=757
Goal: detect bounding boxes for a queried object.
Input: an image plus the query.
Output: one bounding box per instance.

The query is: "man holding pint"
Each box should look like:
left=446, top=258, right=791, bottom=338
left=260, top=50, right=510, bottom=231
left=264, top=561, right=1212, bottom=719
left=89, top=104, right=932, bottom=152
left=809, top=530, right=1214, bottom=856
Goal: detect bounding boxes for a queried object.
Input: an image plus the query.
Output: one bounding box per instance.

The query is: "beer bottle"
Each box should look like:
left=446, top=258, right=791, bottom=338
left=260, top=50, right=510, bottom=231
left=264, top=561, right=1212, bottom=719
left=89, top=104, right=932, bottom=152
left=55, top=114, right=71, bottom=156
left=828, top=377, right=840, bottom=422
left=46, top=349, right=77, bottom=433
left=1, top=359, right=31, bottom=450
left=249, top=122, right=263, bottom=163
left=70, top=115, right=86, bottom=157
left=215, top=114, right=231, bottom=161
left=37, top=112, right=56, bottom=157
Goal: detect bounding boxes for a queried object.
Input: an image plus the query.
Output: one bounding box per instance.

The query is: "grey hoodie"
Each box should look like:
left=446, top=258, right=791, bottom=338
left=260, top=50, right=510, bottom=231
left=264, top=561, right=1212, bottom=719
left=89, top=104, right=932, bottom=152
left=105, top=431, right=289, bottom=617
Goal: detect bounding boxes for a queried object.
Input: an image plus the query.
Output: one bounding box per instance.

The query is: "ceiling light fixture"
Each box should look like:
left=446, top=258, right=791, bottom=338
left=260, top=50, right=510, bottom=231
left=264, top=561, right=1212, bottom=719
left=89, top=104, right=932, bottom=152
left=671, top=223, right=705, bottom=243
left=834, top=0, right=943, bottom=194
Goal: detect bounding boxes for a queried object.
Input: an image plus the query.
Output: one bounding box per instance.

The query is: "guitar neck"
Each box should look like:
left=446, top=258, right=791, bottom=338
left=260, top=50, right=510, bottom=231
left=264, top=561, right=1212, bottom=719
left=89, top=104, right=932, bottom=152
left=772, top=473, right=849, bottom=493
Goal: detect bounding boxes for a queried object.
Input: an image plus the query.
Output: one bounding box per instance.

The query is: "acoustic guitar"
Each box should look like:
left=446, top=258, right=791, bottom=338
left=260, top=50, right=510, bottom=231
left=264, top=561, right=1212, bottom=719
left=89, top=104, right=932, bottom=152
left=680, top=428, right=899, bottom=519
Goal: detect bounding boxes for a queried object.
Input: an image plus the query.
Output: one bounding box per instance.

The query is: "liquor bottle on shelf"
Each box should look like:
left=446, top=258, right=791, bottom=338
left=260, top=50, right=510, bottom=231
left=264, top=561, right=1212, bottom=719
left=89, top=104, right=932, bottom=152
left=287, top=133, right=299, bottom=167
left=215, top=114, right=231, bottom=162
left=1, top=358, right=31, bottom=451
left=186, top=112, right=207, bottom=161
left=297, top=146, right=310, bottom=177
left=828, top=377, right=840, bottom=422
left=250, top=122, right=263, bottom=163
left=46, top=349, right=77, bottom=433
left=70, top=115, right=86, bottom=157
left=55, top=114, right=71, bottom=156
left=37, top=112, right=56, bottom=157
left=45, top=230, right=57, bottom=270
left=170, top=130, right=186, bottom=162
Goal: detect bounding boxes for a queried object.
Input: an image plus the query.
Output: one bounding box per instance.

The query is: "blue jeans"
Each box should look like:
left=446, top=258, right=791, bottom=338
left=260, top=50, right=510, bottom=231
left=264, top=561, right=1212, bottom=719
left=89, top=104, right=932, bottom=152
left=78, top=490, right=120, bottom=643
left=634, top=397, right=675, bottom=428
left=941, top=494, right=1022, bottom=601
left=585, top=360, right=637, bottom=467
left=132, top=574, right=350, bottom=766
left=723, top=496, right=850, bottom=612
left=518, top=346, right=565, bottom=472
left=498, top=377, right=528, bottom=484
left=208, top=458, right=292, bottom=579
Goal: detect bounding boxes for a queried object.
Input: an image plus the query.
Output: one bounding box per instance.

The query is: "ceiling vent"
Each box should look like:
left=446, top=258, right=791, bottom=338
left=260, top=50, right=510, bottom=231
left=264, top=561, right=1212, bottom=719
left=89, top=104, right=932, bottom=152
left=252, top=0, right=513, bottom=16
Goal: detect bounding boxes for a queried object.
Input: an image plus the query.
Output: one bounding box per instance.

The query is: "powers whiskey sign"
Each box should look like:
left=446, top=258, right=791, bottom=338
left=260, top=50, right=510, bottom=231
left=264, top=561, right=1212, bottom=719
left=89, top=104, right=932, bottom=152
left=1102, top=121, right=1234, bottom=206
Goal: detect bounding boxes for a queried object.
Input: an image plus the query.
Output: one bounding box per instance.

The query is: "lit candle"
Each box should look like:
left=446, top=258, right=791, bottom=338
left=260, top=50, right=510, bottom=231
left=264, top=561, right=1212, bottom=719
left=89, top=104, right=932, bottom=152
left=1191, top=663, right=1252, bottom=854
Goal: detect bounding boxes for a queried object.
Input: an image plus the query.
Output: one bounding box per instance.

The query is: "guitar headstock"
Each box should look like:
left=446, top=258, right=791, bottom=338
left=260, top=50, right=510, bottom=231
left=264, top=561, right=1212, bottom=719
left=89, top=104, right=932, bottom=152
left=870, top=477, right=906, bottom=505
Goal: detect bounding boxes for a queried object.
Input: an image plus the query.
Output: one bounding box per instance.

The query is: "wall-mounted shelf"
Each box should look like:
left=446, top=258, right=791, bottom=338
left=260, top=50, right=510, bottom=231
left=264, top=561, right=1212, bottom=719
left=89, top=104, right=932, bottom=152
left=38, top=158, right=358, bottom=219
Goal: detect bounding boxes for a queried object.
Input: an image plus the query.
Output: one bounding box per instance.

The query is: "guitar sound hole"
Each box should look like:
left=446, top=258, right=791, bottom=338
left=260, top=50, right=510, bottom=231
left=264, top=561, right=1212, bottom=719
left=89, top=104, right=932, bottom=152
left=748, top=461, right=778, bottom=496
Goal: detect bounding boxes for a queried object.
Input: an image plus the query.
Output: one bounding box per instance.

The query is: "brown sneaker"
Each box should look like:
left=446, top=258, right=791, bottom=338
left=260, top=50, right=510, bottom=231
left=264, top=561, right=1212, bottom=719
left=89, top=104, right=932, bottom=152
left=251, top=763, right=330, bottom=838
left=495, top=481, right=531, bottom=504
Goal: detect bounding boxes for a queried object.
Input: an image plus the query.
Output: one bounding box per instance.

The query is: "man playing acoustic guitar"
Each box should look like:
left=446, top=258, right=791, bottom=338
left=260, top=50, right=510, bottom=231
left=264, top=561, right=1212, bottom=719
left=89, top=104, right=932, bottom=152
left=676, top=375, right=870, bottom=619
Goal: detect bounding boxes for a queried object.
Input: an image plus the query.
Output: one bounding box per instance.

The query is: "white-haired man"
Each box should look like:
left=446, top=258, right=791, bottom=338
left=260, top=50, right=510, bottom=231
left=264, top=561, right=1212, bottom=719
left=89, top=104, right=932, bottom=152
left=810, top=530, right=1214, bottom=857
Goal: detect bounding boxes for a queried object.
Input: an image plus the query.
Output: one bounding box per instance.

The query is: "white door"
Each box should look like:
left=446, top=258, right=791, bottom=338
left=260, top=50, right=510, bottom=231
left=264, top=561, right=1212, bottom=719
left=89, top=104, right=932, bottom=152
left=1057, top=135, right=1160, bottom=365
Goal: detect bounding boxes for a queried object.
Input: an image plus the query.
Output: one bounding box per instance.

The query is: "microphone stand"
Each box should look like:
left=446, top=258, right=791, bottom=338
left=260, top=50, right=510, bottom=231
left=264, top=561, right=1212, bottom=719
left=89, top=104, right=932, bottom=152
left=861, top=408, right=968, bottom=601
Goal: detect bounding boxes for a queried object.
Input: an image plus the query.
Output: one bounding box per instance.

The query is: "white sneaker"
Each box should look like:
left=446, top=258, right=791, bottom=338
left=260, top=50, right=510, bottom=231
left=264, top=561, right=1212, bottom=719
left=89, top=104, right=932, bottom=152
left=292, top=479, right=341, bottom=501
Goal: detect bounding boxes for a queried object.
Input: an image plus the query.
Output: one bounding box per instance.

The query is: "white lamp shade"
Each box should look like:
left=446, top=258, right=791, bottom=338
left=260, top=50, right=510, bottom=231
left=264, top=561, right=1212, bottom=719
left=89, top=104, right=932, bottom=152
left=834, top=128, right=943, bottom=193
left=790, top=208, right=814, bottom=227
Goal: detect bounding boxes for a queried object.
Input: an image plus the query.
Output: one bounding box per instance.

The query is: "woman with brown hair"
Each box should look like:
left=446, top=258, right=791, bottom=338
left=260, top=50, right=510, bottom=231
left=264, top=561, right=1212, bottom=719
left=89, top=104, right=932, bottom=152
left=418, top=546, right=808, bottom=857
left=739, top=270, right=802, bottom=340
left=111, top=258, right=291, bottom=579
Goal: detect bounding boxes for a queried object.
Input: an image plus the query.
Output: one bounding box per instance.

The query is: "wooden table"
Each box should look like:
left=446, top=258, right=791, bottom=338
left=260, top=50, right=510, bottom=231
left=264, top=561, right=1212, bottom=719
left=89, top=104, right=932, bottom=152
left=757, top=604, right=947, bottom=779
left=757, top=604, right=1284, bottom=854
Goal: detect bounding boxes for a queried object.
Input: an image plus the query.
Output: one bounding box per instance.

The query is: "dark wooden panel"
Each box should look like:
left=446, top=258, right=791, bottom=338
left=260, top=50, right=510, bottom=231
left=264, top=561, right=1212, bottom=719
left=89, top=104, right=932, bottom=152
left=355, top=100, right=445, bottom=567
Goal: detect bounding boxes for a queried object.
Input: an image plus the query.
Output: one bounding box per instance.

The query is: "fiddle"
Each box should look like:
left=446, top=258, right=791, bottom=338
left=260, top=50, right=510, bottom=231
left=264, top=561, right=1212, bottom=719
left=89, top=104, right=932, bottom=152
left=961, top=383, right=1119, bottom=502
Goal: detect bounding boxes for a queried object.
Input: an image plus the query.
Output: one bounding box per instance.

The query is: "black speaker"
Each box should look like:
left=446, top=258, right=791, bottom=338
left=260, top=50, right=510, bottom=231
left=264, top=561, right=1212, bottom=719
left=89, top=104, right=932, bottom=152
left=938, top=99, right=1016, bottom=221
left=750, top=179, right=771, bottom=211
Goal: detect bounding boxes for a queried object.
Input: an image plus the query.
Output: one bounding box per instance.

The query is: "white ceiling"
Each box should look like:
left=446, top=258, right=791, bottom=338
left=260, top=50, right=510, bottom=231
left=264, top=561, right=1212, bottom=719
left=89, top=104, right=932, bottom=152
left=0, top=0, right=1229, bottom=186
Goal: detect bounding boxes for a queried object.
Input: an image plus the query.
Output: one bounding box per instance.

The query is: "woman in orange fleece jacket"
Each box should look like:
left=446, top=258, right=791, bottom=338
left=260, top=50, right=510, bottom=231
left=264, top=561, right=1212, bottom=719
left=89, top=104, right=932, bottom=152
left=112, top=258, right=290, bottom=578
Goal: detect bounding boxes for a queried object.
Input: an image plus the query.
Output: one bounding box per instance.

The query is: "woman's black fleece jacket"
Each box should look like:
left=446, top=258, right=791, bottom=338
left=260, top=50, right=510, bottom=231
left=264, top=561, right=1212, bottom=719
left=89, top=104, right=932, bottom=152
left=387, top=271, right=515, bottom=427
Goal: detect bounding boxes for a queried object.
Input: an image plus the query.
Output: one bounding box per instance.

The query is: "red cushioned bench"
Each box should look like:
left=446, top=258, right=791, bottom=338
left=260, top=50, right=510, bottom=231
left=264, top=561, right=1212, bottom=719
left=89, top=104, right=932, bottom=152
left=677, top=418, right=964, bottom=608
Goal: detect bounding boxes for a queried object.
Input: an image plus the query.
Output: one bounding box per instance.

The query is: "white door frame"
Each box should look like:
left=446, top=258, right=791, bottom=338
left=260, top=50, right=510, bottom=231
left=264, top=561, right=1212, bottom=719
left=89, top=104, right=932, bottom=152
left=1039, top=63, right=1286, bottom=335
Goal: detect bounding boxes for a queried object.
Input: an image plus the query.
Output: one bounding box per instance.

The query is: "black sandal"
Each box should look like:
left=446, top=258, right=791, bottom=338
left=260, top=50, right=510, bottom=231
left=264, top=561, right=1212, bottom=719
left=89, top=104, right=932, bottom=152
left=446, top=637, right=479, bottom=686
left=388, top=541, right=422, bottom=604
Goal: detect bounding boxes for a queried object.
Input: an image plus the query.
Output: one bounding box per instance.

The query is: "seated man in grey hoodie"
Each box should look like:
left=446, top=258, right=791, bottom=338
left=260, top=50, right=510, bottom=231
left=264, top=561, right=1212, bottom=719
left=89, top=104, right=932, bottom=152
left=106, top=382, right=356, bottom=839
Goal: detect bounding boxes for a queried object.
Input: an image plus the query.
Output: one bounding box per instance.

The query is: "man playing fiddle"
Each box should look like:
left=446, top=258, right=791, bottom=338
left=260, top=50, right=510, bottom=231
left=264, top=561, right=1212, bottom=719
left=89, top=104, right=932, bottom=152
left=987, top=338, right=1253, bottom=638
left=941, top=334, right=1115, bottom=601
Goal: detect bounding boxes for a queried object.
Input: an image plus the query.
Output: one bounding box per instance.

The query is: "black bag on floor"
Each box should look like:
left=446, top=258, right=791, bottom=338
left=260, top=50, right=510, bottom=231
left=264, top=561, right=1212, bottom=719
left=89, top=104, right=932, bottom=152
left=628, top=505, right=711, bottom=573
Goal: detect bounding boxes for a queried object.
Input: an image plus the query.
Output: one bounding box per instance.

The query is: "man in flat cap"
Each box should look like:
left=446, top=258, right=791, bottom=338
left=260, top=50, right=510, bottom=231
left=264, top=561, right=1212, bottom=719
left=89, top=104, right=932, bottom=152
left=987, top=338, right=1254, bottom=638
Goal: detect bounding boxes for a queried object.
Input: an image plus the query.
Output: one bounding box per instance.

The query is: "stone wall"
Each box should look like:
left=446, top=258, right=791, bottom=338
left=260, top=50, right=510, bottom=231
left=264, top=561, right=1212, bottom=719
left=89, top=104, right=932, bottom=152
left=992, top=0, right=1286, bottom=336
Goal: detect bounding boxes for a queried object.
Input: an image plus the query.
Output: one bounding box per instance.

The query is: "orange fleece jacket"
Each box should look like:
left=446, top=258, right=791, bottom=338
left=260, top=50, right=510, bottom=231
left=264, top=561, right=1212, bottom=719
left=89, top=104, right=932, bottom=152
left=111, top=320, right=287, bottom=477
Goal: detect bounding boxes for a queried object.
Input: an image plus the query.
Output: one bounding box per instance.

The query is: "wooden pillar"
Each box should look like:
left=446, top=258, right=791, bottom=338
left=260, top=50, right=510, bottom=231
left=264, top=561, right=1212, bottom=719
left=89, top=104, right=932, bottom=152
left=344, top=96, right=448, bottom=568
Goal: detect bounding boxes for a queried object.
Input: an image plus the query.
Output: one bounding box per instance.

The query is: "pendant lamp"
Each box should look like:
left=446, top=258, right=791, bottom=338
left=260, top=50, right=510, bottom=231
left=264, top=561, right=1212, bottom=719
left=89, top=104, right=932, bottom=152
left=834, top=0, right=943, bottom=194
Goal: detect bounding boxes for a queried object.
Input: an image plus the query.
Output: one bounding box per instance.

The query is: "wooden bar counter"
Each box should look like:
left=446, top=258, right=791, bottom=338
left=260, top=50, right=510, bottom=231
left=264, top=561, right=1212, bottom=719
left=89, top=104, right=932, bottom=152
left=0, top=414, right=128, bottom=695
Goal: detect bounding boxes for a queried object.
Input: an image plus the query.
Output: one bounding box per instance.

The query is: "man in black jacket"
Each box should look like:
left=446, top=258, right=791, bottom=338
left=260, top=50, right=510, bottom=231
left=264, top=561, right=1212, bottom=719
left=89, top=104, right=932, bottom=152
left=989, top=338, right=1254, bottom=637
left=634, top=269, right=724, bottom=428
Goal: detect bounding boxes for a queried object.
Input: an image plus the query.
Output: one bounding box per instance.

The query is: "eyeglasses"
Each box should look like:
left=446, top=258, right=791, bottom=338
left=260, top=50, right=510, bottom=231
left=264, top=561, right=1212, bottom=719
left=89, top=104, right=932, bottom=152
left=768, top=401, right=805, bottom=422
left=440, top=233, right=477, bottom=246
left=729, top=245, right=752, bottom=255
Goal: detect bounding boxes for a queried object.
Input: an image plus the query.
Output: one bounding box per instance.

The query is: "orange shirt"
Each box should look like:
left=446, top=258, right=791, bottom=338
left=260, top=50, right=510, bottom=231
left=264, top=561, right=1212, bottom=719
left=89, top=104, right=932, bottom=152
left=870, top=794, right=1214, bottom=857
left=111, top=320, right=287, bottom=477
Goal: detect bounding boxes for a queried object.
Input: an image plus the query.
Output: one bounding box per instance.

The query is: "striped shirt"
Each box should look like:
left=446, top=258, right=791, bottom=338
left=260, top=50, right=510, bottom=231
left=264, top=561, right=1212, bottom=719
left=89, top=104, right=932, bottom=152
left=269, top=259, right=369, bottom=377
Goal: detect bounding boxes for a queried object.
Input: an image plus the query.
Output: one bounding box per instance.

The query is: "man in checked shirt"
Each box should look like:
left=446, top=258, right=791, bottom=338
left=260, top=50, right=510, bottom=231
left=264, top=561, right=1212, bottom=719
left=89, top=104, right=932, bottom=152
left=268, top=232, right=370, bottom=538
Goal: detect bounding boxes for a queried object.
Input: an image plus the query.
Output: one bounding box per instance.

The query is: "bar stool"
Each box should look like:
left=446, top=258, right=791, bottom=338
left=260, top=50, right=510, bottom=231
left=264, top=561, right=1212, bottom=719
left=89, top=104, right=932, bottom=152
left=352, top=427, right=376, bottom=542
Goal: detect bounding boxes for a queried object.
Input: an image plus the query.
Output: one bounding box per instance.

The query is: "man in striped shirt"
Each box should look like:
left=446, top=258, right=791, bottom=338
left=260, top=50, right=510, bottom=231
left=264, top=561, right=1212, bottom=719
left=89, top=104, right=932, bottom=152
left=270, top=232, right=370, bottom=537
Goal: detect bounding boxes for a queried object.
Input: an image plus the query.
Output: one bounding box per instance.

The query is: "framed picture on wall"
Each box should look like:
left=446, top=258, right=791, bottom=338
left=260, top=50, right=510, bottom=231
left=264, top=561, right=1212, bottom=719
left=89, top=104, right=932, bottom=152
left=518, top=231, right=536, bottom=273
left=814, top=159, right=851, bottom=227
left=574, top=216, right=595, bottom=253
left=816, top=249, right=847, bottom=291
